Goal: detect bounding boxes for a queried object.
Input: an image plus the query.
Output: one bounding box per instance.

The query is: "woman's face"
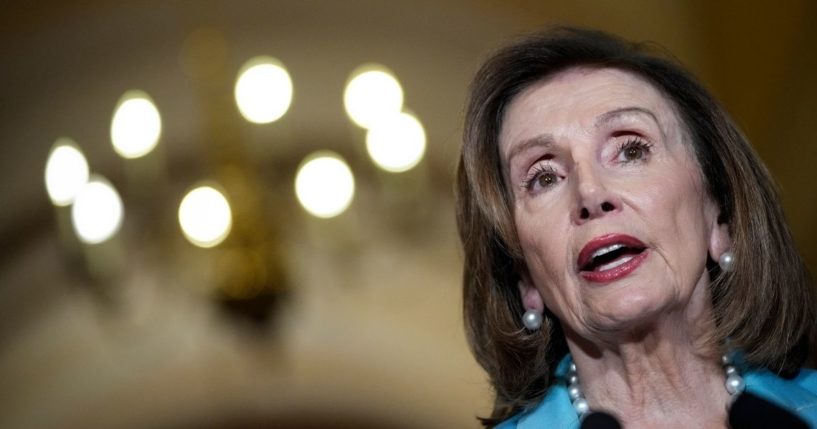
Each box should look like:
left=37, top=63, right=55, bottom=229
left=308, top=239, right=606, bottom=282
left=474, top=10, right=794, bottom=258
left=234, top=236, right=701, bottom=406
left=499, top=67, right=730, bottom=338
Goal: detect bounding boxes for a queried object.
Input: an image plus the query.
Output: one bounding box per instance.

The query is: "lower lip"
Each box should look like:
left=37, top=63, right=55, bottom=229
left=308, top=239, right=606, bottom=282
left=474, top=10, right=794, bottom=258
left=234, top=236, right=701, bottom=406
left=580, top=250, right=649, bottom=283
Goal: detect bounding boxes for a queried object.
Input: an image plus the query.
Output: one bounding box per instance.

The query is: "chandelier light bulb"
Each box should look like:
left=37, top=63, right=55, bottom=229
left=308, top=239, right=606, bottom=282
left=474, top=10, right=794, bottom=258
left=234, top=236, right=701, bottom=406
left=343, top=64, right=403, bottom=129
left=71, top=175, right=124, bottom=244
left=295, top=152, right=355, bottom=218
left=366, top=111, right=426, bottom=173
left=178, top=185, right=233, bottom=248
left=234, top=56, right=293, bottom=124
left=110, top=90, right=162, bottom=159
left=45, top=137, right=90, bottom=206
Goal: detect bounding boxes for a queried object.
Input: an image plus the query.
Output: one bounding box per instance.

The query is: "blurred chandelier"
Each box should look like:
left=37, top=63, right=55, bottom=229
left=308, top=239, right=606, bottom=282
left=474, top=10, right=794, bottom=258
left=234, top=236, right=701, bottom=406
left=44, top=30, right=427, bottom=326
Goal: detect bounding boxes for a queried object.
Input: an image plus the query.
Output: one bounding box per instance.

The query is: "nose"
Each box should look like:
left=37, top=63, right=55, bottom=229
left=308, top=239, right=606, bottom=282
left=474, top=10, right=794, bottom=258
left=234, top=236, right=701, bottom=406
left=571, top=163, right=621, bottom=224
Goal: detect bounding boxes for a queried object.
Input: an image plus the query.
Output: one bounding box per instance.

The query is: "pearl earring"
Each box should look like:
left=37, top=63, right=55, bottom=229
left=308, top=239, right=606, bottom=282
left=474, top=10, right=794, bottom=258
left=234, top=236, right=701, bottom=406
left=719, top=251, right=735, bottom=272
left=522, top=310, right=543, bottom=330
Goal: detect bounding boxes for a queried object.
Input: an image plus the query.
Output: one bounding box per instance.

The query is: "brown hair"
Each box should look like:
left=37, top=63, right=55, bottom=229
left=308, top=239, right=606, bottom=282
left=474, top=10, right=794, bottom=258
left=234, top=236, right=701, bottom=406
left=456, top=27, right=816, bottom=425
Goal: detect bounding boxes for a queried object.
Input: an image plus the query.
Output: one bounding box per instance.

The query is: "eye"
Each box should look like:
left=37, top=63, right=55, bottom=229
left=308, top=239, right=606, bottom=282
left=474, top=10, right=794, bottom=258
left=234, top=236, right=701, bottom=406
left=522, top=164, right=560, bottom=192
left=537, top=172, right=558, bottom=188
left=617, top=138, right=652, bottom=163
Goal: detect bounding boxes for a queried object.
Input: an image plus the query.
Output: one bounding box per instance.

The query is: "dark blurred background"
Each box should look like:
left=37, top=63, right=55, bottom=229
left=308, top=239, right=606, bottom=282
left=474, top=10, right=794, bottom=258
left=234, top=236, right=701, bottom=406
left=1, top=1, right=815, bottom=428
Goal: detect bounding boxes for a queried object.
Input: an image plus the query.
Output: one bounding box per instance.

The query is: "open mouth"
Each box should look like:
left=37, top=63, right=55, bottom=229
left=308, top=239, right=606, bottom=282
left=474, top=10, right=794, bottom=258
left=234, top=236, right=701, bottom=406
left=579, top=243, right=646, bottom=272
left=577, top=234, right=648, bottom=274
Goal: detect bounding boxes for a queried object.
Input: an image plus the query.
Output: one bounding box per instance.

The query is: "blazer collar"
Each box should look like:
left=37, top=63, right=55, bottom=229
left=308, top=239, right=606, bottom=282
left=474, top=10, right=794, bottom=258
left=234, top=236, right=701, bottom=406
left=508, top=354, right=817, bottom=428
left=514, top=355, right=579, bottom=429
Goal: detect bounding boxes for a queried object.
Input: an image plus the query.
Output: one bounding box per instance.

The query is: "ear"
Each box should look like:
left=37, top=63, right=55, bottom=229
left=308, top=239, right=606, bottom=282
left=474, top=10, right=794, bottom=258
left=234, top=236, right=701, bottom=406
left=518, top=271, right=545, bottom=313
left=708, top=215, right=733, bottom=262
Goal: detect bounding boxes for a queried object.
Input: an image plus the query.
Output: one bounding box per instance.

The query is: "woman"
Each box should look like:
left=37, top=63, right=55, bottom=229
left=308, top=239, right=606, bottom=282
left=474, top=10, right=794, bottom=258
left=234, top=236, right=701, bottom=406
left=456, top=27, right=817, bottom=428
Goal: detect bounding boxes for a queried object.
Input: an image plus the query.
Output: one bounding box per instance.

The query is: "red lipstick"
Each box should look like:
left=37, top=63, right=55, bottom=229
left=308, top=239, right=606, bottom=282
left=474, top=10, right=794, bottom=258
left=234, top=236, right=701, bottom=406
left=577, top=234, right=648, bottom=283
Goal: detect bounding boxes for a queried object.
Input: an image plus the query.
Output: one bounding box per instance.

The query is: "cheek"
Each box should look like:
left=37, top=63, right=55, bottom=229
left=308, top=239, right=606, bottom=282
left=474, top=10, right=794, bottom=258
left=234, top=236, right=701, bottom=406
left=516, top=210, right=574, bottom=304
left=668, top=174, right=710, bottom=237
left=638, top=157, right=708, bottom=228
left=516, top=202, right=572, bottom=270
left=638, top=171, right=712, bottom=271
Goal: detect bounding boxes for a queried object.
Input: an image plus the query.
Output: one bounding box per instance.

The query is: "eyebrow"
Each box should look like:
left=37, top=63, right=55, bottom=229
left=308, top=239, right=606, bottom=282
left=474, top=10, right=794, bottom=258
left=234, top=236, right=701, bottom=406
left=504, top=106, right=662, bottom=169
left=594, top=106, right=661, bottom=130
left=504, top=133, right=555, bottom=171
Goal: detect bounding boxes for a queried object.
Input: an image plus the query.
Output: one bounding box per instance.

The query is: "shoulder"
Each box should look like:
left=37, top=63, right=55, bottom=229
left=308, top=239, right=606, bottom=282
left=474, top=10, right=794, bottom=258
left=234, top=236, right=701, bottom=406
left=792, top=368, right=817, bottom=390
left=494, top=385, right=579, bottom=429
left=788, top=368, right=817, bottom=413
left=495, top=355, right=579, bottom=429
left=495, top=415, right=521, bottom=429
left=745, top=367, right=817, bottom=424
left=495, top=356, right=579, bottom=429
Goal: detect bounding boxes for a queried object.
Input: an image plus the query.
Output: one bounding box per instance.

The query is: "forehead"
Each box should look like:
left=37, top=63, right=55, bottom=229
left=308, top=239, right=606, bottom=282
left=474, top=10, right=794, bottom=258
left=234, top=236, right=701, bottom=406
left=499, top=67, right=682, bottom=158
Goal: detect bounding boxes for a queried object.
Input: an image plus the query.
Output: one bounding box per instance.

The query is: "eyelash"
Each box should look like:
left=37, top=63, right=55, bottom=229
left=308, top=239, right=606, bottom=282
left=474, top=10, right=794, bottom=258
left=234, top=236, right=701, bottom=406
left=521, top=163, right=558, bottom=191
left=616, top=138, right=653, bottom=163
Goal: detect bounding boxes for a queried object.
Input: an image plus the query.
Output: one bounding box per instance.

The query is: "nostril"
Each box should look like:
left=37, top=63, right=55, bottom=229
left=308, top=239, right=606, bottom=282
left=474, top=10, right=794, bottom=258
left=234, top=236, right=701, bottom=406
left=580, top=207, right=590, bottom=219
left=601, top=202, right=614, bottom=212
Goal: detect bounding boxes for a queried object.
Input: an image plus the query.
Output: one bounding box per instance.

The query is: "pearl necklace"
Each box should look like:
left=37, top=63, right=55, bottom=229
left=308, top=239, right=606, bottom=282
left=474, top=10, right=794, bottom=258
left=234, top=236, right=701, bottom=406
left=566, top=354, right=745, bottom=417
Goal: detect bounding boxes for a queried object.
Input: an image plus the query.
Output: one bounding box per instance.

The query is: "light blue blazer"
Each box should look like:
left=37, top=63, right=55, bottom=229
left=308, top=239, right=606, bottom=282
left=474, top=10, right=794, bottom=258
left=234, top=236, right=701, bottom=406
left=497, top=355, right=817, bottom=428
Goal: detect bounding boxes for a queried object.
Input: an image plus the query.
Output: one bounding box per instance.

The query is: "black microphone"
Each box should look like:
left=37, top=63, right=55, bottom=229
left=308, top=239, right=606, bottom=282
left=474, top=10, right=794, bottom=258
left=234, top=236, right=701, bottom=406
left=580, top=411, right=622, bottom=429
left=728, top=392, right=810, bottom=429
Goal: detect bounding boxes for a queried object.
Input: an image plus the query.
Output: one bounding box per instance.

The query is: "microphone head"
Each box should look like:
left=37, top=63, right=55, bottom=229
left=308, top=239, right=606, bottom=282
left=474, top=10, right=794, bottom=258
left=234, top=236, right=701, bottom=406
left=580, top=411, right=622, bottom=429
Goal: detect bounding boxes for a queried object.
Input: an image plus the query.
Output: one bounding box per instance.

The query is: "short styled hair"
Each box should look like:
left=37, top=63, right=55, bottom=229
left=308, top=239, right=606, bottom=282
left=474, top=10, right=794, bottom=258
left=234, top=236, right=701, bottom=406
left=456, top=27, right=816, bottom=425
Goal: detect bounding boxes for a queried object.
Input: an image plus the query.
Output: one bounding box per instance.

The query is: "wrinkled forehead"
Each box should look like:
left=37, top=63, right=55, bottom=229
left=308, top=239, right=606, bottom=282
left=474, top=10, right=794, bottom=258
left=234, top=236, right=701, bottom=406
left=498, top=66, right=688, bottom=166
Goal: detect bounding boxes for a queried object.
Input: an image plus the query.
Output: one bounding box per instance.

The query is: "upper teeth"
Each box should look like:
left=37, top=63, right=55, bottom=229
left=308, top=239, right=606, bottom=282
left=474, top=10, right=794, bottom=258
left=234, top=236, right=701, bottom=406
left=591, top=243, right=625, bottom=260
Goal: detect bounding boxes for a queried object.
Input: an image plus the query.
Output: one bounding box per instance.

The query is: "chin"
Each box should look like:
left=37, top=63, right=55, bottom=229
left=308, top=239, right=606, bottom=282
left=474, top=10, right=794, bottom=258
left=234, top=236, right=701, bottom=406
left=582, top=292, right=672, bottom=335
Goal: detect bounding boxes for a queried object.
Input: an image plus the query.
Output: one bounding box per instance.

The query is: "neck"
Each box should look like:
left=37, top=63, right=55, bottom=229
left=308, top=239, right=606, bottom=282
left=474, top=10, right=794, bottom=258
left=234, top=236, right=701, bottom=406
left=565, top=317, right=730, bottom=428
